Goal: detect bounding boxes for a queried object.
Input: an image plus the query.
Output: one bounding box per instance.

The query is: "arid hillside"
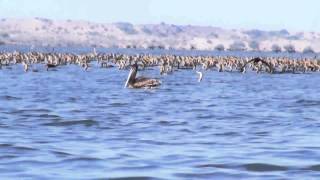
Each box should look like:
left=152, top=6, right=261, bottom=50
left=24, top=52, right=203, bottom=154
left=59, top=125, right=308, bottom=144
left=0, top=17, right=320, bottom=53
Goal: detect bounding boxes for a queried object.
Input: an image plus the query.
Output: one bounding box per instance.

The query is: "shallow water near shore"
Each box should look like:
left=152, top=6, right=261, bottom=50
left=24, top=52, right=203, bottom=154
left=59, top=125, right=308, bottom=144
left=1, top=51, right=320, bottom=179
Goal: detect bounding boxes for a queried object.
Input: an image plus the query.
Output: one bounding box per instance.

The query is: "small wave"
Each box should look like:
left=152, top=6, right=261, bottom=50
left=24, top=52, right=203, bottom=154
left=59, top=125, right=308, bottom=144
left=195, top=163, right=232, bottom=169
left=51, top=150, right=73, bottom=157
left=43, top=119, right=98, bottom=127
left=38, top=114, right=61, bottom=119
left=31, top=109, right=52, bottom=113
left=0, top=167, right=24, bottom=173
left=0, top=143, right=12, bottom=147
left=109, top=102, right=129, bottom=107
left=0, top=144, right=37, bottom=152
left=13, top=146, right=38, bottom=151
left=0, top=155, right=17, bottom=160
left=295, top=99, right=320, bottom=107
left=196, top=163, right=292, bottom=173
left=214, top=131, right=241, bottom=136
left=107, top=176, right=162, bottom=180
left=196, top=114, right=216, bottom=119
left=68, top=97, right=78, bottom=102
left=243, top=163, right=288, bottom=172
left=63, top=157, right=103, bottom=162
left=8, top=160, right=49, bottom=165
left=157, top=120, right=187, bottom=126
left=70, top=109, right=83, bottom=113
left=8, top=109, right=54, bottom=116
left=305, top=164, right=320, bottom=171
left=180, top=128, right=194, bottom=133
left=189, top=108, right=209, bottom=113
left=0, top=95, right=22, bottom=100
left=207, top=104, right=217, bottom=107
left=113, top=165, right=159, bottom=171
left=174, top=172, right=230, bottom=179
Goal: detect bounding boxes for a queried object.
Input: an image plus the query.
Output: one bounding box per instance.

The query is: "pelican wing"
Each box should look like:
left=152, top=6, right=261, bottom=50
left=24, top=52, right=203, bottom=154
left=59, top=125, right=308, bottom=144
left=241, top=57, right=273, bottom=73
left=133, top=77, right=161, bottom=88
left=47, top=64, right=57, bottom=68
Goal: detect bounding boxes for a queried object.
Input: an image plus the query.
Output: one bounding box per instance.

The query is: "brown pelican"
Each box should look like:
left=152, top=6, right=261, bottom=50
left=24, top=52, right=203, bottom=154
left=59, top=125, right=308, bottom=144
left=125, top=64, right=161, bottom=88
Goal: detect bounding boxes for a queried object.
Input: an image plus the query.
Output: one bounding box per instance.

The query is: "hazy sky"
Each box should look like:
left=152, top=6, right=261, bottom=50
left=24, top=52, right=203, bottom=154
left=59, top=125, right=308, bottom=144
left=0, top=0, right=319, bottom=31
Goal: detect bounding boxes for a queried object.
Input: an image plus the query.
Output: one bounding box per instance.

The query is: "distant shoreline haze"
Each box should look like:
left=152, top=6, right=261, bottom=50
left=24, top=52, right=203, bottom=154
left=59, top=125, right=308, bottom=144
left=0, top=17, right=319, bottom=53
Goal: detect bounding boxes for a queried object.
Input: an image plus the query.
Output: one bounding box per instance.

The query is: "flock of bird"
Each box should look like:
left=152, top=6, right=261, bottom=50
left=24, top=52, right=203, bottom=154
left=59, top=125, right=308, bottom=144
left=0, top=50, right=320, bottom=88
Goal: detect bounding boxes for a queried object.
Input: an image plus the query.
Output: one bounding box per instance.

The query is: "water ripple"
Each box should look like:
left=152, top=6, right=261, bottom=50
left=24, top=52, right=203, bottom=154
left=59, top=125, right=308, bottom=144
left=43, top=119, right=99, bottom=127
left=243, top=163, right=289, bottom=172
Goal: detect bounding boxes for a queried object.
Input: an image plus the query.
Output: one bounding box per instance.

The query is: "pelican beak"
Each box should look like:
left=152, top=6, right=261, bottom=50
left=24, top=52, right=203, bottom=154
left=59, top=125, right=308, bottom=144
left=125, top=68, right=134, bottom=88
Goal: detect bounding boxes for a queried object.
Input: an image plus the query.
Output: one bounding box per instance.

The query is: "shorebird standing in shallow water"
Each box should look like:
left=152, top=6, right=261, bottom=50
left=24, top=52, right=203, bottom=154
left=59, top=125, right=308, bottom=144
left=22, top=61, right=29, bottom=72
left=196, top=71, right=203, bottom=82
left=46, top=63, right=57, bottom=71
left=125, top=64, right=161, bottom=89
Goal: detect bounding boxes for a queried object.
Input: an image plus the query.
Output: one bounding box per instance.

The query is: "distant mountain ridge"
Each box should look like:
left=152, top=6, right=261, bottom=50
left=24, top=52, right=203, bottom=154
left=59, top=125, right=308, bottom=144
left=0, top=17, right=319, bottom=53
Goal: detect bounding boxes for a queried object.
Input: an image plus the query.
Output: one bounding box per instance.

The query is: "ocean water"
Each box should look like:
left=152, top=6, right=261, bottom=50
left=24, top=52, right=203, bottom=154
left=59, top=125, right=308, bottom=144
left=1, top=52, right=320, bottom=179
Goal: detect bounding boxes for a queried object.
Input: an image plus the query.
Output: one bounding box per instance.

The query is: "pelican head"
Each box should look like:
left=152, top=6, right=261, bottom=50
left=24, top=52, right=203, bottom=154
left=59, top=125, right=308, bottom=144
left=125, top=63, right=138, bottom=88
